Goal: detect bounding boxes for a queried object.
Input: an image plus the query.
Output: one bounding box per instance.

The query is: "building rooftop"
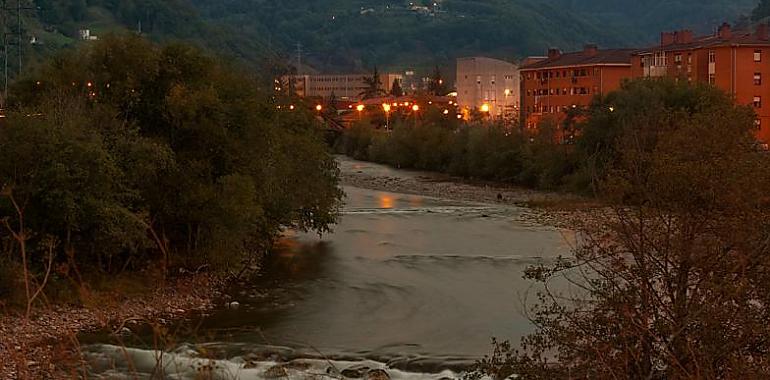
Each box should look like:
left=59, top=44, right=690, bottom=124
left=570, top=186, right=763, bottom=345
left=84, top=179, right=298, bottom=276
left=521, top=46, right=634, bottom=70
left=634, top=23, right=770, bottom=54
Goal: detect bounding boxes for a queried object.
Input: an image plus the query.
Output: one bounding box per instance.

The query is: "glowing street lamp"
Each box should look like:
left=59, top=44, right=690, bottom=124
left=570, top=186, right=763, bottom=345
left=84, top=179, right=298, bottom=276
left=480, top=103, right=490, bottom=113
left=382, top=103, right=392, bottom=130
left=412, top=104, right=420, bottom=126
left=356, top=104, right=365, bottom=120
left=316, top=104, right=323, bottom=112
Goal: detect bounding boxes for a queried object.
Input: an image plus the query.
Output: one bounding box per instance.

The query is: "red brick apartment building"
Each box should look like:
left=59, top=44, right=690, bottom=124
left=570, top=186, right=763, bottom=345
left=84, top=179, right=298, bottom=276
left=632, top=23, right=770, bottom=143
left=520, top=45, right=634, bottom=129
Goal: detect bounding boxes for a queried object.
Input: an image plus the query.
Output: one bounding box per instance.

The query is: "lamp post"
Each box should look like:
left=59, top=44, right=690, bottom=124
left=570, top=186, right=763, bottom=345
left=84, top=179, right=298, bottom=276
left=412, top=104, right=420, bottom=127
left=480, top=103, right=490, bottom=121
left=356, top=104, right=365, bottom=120
left=382, top=103, right=391, bottom=131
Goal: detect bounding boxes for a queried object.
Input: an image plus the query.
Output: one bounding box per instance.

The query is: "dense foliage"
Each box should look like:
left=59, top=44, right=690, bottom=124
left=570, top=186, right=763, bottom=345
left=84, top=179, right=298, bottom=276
left=336, top=106, right=583, bottom=192
left=0, top=35, right=342, bottom=308
left=466, top=80, right=770, bottom=378
left=24, top=0, right=758, bottom=76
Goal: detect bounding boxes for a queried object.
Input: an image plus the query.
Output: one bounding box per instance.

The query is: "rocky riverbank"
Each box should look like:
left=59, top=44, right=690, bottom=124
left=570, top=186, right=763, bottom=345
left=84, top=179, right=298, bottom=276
left=338, top=156, right=599, bottom=230
left=0, top=273, right=226, bottom=379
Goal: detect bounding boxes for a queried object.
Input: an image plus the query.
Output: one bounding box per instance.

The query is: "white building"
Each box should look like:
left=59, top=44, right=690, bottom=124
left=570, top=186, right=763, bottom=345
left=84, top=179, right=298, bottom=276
left=456, top=57, right=520, bottom=119
left=287, top=73, right=403, bottom=101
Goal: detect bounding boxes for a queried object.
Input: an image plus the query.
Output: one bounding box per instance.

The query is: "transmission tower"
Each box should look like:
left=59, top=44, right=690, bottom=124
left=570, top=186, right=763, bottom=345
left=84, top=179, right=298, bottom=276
left=1, top=0, right=35, bottom=104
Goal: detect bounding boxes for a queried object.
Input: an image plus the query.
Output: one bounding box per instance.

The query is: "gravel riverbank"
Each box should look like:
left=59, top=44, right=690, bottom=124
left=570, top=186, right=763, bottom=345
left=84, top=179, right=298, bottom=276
left=0, top=273, right=226, bottom=379
left=338, top=156, right=598, bottom=230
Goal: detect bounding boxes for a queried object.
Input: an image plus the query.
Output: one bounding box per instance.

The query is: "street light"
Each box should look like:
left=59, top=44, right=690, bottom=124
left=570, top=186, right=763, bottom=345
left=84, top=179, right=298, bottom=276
left=316, top=104, right=323, bottom=112
left=382, top=103, right=391, bottom=130
left=480, top=103, right=490, bottom=113
left=356, top=104, right=365, bottom=120
left=412, top=104, right=420, bottom=127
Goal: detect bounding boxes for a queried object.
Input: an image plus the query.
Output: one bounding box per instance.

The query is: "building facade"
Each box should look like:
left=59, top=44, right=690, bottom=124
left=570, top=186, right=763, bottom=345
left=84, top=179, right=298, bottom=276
left=632, top=23, right=770, bottom=143
left=520, top=45, right=634, bottom=129
left=456, top=57, right=520, bottom=119
left=290, top=73, right=403, bottom=101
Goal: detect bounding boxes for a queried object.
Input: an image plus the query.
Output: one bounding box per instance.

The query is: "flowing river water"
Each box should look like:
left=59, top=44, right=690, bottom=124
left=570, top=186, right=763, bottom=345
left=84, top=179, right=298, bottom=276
left=83, top=159, right=573, bottom=380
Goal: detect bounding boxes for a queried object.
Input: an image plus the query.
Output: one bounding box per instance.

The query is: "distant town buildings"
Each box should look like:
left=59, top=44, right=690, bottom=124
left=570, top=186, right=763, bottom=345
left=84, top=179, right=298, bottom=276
left=520, top=45, right=634, bottom=129
left=289, top=73, right=403, bottom=101
left=456, top=57, right=520, bottom=119
left=78, top=29, right=99, bottom=41
left=519, top=22, right=770, bottom=144
left=632, top=23, right=770, bottom=143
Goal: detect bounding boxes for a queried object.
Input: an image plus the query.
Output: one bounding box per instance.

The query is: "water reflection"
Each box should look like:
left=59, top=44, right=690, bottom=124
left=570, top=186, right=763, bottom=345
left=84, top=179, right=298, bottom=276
left=379, top=194, right=394, bottom=209
left=187, top=186, right=571, bottom=362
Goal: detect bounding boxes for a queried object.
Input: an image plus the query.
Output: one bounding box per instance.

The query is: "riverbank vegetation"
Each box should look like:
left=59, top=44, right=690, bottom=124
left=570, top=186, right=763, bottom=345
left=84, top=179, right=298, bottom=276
left=461, top=80, right=770, bottom=377
left=0, top=35, right=342, bottom=316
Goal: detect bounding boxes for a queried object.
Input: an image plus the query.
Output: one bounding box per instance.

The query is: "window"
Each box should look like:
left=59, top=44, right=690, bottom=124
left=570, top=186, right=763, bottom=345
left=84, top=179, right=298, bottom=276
left=754, top=96, right=762, bottom=108
left=755, top=73, right=762, bottom=86
left=674, top=53, right=682, bottom=63
left=654, top=51, right=667, bottom=67
left=755, top=50, right=763, bottom=62
left=709, top=51, right=716, bottom=63
left=755, top=118, right=762, bottom=130
left=687, top=54, right=692, bottom=64
left=709, top=74, right=716, bottom=85
left=556, top=71, right=560, bottom=78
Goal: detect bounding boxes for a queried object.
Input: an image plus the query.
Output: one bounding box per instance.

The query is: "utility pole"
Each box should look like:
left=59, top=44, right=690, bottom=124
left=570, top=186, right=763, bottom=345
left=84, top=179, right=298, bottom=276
left=296, top=42, right=302, bottom=74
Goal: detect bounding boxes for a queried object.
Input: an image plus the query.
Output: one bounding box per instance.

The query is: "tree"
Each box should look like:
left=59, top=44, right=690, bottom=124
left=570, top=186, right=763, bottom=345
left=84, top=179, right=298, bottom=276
left=1, top=35, right=343, bottom=309
left=469, top=79, right=770, bottom=379
left=390, top=78, right=403, bottom=97
left=360, top=66, right=385, bottom=99
left=754, top=0, right=770, bottom=21
left=428, top=65, right=448, bottom=96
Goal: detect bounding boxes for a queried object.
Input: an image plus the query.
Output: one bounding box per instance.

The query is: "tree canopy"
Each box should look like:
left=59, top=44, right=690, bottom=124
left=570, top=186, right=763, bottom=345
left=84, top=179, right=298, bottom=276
left=0, top=35, right=342, bottom=308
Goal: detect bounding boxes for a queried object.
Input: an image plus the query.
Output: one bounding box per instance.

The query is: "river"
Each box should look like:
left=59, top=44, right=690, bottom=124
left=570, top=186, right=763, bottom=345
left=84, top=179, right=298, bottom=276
left=83, top=159, right=573, bottom=380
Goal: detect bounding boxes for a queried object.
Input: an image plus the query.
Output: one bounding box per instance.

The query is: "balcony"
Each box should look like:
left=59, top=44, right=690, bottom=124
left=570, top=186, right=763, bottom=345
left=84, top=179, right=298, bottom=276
left=645, top=66, right=667, bottom=77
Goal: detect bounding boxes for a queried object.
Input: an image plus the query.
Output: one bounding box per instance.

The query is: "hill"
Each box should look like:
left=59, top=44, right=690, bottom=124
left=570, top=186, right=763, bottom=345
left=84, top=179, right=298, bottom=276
left=15, top=0, right=764, bottom=79
left=189, top=0, right=759, bottom=72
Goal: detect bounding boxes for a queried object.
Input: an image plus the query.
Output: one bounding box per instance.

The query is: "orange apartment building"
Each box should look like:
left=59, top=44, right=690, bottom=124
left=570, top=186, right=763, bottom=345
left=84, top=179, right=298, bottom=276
left=632, top=23, right=770, bottom=143
left=520, top=45, right=634, bottom=131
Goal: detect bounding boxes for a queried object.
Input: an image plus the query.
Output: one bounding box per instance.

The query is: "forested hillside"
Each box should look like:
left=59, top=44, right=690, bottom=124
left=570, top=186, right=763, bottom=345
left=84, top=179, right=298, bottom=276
left=19, top=0, right=762, bottom=76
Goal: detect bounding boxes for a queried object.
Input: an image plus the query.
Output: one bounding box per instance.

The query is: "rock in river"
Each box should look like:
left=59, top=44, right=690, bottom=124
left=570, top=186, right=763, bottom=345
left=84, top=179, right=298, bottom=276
left=341, top=365, right=370, bottom=378
left=264, top=364, right=289, bottom=378
left=365, top=369, right=390, bottom=380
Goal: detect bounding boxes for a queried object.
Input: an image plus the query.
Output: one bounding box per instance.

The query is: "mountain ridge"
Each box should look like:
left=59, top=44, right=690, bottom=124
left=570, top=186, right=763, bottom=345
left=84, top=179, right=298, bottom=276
left=21, top=0, right=762, bottom=76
